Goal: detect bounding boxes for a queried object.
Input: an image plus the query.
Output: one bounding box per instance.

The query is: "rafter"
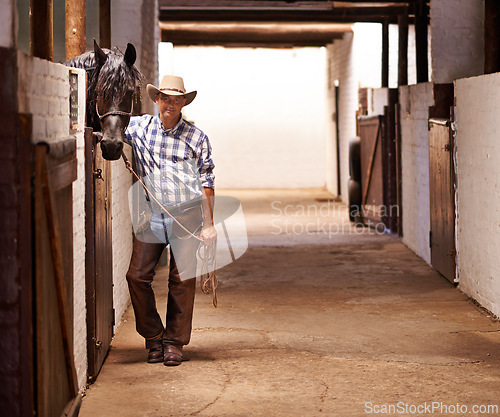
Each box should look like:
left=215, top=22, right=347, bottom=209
left=160, top=22, right=352, bottom=47
left=159, top=7, right=415, bottom=24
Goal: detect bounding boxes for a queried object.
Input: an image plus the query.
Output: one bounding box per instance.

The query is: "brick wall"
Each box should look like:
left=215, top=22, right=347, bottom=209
left=71, top=69, right=88, bottom=390
left=398, top=83, right=434, bottom=264
left=455, top=73, right=500, bottom=318
left=140, top=0, right=158, bottom=115
left=111, top=0, right=159, bottom=115
left=327, top=32, right=357, bottom=202
left=430, top=0, right=484, bottom=84
left=17, top=53, right=71, bottom=144
left=110, top=0, right=159, bottom=331
left=110, top=148, right=133, bottom=329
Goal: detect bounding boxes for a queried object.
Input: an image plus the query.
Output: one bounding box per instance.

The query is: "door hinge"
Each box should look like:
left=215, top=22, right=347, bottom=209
left=443, top=144, right=451, bottom=152
left=112, top=308, right=115, bottom=327
left=429, top=230, right=432, bottom=248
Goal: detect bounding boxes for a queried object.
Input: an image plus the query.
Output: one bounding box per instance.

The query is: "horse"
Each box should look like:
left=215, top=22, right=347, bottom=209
left=65, top=40, right=144, bottom=160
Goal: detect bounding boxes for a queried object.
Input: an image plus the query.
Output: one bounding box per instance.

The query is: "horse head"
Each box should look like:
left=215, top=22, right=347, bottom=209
left=65, top=40, right=144, bottom=161
left=94, top=41, right=143, bottom=160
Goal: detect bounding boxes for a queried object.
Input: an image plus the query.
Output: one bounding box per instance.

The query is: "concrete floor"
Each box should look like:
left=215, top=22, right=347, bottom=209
left=79, top=189, right=500, bottom=417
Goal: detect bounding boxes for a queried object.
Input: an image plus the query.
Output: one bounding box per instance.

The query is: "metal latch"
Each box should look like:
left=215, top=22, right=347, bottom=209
left=94, top=168, right=104, bottom=181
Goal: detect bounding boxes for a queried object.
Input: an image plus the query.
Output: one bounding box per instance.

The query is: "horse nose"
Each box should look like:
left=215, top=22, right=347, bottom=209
left=100, top=139, right=123, bottom=160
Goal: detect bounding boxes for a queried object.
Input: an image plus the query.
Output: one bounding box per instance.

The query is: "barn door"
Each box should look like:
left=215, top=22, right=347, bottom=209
left=34, top=141, right=80, bottom=417
left=85, top=128, right=114, bottom=381
left=358, top=115, right=384, bottom=227
left=428, top=118, right=456, bottom=282
left=356, top=90, right=399, bottom=233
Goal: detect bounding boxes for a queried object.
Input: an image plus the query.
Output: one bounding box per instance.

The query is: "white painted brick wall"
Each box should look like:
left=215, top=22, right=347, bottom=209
left=328, top=32, right=357, bottom=202
left=111, top=0, right=159, bottom=115
left=430, top=0, right=484, bottom=84
left=111, top=148, right=133, bottom=330
left=17, top=54, right=71, bottom=144
left=455, top=72, right=500, bottom=318
left=399, top=83, right=434, bottom=265
left=71, top=70, right=87, bottom=390
left=16, top=52, right=88, bottom=390
left=110, top=0, right=158, bottom=332
left=325, top=46, right=338, bottom=195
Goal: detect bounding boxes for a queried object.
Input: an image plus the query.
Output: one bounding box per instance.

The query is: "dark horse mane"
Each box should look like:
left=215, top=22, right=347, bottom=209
left=65, top=42, right=145, bottom=131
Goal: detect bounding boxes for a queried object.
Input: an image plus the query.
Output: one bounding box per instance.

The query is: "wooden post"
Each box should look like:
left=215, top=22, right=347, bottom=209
left=65, top=0, right=87, bottom=60
left=485, top=0, right=500, bottom=74
left=398, top=10, right=408, bottom=86
left=382, top=19, right=389, bottom=88
left=30, top=0, right=53, bottom=61
left=415, top=0, right=428, bottom=83
left=100, top=0, right=111, bottom=49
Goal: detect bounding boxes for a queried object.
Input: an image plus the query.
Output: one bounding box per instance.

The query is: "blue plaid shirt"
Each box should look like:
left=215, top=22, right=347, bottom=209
left=124, top=114, right=215, bottom=207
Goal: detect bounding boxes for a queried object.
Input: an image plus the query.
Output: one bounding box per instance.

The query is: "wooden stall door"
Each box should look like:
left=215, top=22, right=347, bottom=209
left=358, top=115, right=384, bottom=227
left=85, top=128, right=114, bottom=382
left=429, top=118, right=456, bottom=282
left=357, top=90, right=399, bottom=233
left=34, top=141, right=80, bottom=417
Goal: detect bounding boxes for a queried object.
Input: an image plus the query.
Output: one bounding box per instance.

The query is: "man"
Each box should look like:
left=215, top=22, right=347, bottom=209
left=124, top=75, right=216, bottom=366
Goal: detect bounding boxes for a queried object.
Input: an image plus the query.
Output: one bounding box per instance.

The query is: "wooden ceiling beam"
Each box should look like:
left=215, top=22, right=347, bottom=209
left=159, top=0, right=416, bottom=8
left=159, top=6, right=413, bottom=24
left=160, top=22, right=351, bottom=46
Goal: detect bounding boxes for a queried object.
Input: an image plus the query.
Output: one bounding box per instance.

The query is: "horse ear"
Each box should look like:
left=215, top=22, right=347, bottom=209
left=124, top=43, right=136, bottom=67
left=94, top=39, right=107, bottom=67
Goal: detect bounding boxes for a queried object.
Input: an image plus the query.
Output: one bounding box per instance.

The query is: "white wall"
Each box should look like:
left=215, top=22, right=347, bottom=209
left=111, top=0, right=159, bottom=115
left=111, top=151, right=133, bottom=328
left=327, top=32, right=357, bottom=201
left=455, top=73, right=500, bottom=318
left=0, top=0, right=15, bottom=48
left=399, top=83, right=435, bottom=265
left=325, top=59, right=339, bottom=195
left=71, top=69, right=88, bottom=390
left=430, top=0, right=484, bottom=84
left=110, top=0, right=158, bottom=329
left=17, top=54, right=71, bottom=145
left=159, top=45, right=327, bottom=189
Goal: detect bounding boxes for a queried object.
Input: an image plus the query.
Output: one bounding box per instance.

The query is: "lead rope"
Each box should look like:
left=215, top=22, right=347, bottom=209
left=121, top=152, right=218, bottom=307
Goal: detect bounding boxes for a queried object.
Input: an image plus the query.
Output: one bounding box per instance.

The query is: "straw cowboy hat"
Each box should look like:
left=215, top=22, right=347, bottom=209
left=146, top=75, right=197, bottom=106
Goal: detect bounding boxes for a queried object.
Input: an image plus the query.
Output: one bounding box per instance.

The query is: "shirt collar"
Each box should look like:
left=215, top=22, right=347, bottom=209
left=157, top=113, right=184, bottom=135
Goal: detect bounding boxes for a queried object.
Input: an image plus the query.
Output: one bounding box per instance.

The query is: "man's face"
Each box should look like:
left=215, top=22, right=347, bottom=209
left=156, top=93, right=186, bottom=120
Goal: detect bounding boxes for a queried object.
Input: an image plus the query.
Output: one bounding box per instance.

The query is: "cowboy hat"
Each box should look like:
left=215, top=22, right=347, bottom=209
left=146, top=75, right=197, bottom=106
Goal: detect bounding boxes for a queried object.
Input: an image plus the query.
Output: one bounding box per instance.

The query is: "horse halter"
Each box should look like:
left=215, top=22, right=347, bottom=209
left=96, top=101, right=133, bottom=120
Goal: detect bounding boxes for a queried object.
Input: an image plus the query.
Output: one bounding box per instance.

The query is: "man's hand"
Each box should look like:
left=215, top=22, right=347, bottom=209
left=200, top=225, right=217, bottom=246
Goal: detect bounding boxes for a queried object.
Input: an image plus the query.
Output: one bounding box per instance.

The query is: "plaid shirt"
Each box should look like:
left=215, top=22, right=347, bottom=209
left=124, top=114, right=215, bottom=207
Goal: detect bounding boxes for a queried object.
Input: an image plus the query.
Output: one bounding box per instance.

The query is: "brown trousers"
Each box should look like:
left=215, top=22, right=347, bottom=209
left=126, top=237, right=197, bottom=349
